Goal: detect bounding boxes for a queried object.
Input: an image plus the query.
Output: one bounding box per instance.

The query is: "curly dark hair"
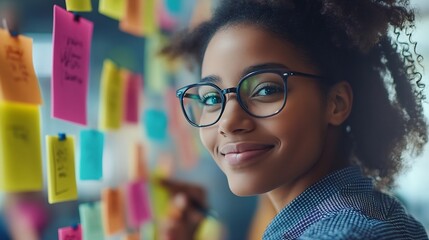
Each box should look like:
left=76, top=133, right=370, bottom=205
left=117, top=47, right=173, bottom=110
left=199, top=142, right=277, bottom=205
left=161, top=0, right=428, bottom=189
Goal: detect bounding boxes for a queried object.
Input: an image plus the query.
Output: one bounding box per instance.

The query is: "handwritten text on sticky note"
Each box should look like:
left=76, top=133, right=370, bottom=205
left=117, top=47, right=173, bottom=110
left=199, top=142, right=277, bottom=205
left=0, top=102, right=43, bottom=191
left=46, top=134, right=78, bottom=203
left=0, top=29, right=42, bottom=105
left=52, top=5, right=93, bottom=125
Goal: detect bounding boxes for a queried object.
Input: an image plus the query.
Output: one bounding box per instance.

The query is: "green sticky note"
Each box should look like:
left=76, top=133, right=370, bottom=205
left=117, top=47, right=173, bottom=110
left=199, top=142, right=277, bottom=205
left=98, top=0, right=125, bottom=20
left=46, top=134, right=78, bottom=204
left=0, top=102, right=43, bottom=192
left=65, top=0, right=92, bottom=12
left=144, top=33, right=168, bottom=93
left=79, top=202, right=104, bottom=240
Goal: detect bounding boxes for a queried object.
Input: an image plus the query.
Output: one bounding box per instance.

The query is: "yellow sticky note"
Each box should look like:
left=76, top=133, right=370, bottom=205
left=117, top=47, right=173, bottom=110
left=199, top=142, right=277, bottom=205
left=0, top=102, right=43, bottom=192
left=99, top=60, right=125, bottom=130
left=0, top=29, right=42, bottom=105
left=195, top=217, right=225, bottom=240
left=46, top=134, right=78, bottom=203
left=142, top=0, right=158, bottom=36
left=150, top=170, right=170, bottom=220
left=99, top=0, right=125, bottom=20
left=144, top=33, right=168, bottom=93
left=65, top=0, right=92, bottom=12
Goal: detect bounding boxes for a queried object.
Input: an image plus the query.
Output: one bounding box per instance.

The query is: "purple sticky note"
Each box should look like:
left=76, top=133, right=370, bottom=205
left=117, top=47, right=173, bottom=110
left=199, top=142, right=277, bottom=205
left=58, top=224, right=82, bottom=240
left=52, top=5, right=93, bottom=125
left=124, top=73, right=142, bottom=123
left=125, top=181, right=151, bottom=228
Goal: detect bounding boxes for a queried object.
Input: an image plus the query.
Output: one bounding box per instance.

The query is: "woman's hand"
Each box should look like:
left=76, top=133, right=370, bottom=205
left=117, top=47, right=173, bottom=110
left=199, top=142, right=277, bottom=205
left=158, top=178, right=208, bottom=240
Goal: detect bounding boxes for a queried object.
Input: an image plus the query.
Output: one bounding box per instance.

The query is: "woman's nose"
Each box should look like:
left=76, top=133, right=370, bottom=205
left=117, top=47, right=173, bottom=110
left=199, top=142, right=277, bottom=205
left=217, top=97, right=255, bottom=136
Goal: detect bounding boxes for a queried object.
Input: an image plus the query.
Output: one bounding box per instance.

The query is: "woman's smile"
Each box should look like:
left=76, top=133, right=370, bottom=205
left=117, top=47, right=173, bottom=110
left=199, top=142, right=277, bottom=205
left=220, top=142, right=274, bottom=168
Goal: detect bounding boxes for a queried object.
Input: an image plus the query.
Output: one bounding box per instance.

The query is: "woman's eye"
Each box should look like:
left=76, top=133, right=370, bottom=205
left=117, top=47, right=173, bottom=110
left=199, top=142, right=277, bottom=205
left=201, top=93, right=222, bottom=105
left=253, top=85, right=284, bottom=97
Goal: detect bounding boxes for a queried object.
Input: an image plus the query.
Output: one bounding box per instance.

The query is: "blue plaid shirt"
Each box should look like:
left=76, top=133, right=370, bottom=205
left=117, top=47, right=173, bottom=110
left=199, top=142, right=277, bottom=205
left=263, top=166, right=428, bottom=240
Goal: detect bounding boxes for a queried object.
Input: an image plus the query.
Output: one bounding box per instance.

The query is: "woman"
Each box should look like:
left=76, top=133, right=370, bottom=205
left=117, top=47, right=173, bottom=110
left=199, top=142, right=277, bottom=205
left=160, top=0, right=428, bottom=239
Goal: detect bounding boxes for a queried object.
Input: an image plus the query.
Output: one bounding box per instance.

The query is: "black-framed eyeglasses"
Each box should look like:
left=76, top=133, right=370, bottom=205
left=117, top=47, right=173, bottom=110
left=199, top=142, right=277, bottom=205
left=176, top=68, right=323, bottom=127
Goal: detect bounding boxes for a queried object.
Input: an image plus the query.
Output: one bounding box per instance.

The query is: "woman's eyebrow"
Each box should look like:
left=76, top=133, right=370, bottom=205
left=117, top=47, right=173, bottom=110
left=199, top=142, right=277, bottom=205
left=242, top=63, right=290, bottom=75
left=200, top=75, right=220, bottom=83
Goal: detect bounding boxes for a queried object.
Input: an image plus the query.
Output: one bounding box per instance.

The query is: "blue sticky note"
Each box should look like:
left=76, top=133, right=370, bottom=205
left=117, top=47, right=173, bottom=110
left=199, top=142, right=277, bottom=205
left=79, top=130, right=104, bottom=180
left=143, top=109, right=168, bottom=141
left=79, top=202, right=104, bottom=240
left=165, top=0, right=182, bottom=14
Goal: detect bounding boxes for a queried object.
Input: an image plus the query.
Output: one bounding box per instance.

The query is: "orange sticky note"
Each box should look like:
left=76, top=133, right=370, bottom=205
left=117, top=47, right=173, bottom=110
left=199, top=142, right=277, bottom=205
left=0, top=102, right=43, bottom=192
left=0, top=29, right=42, bottom=105
left=119, top=0, right=143, bottom=36
left=130, top=142, right=149, bottom=181
left=46, top=134, right=78, bottom=203
left=122, top=232, right=139, bottom=240
left=101, top=188, right=125, bottom=235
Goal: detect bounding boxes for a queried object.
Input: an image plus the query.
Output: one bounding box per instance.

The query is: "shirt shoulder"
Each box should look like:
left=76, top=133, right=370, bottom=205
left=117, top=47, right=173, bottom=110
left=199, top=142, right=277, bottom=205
left=299, top=208, right=428, bottom=240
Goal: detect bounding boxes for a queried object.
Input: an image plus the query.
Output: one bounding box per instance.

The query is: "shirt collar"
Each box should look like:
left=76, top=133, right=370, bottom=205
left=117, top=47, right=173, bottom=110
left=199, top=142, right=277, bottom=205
left=263, top=166, right=370, bottom=239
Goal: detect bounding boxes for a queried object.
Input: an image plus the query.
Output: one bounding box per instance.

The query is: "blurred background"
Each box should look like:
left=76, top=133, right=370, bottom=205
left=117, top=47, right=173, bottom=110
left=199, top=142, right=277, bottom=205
left=0, top=0, right=428, bottom=239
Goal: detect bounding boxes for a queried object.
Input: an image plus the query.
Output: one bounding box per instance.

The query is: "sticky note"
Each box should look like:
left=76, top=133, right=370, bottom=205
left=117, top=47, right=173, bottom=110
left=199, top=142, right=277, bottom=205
left=79, top=202, right=104, bottom=240
left=0, top=29, right=42, bottom=105
left=65, top=0, right=92, bottom=12
left=79, top=129, right=104, bottom=180
left=144, top=33, right=168, bottom=93
left=130, top=142, right=148, bottom=181
left=150, top=171, right=170, bottom=219
left=0, top=102, right=43, bottom=192
left=119, top=0, right=143, bottom=36
left=143, top=109, right=168, bottom=141
left=46, top=134, right=78, bottom=203
left=140, top=221, right=156, bottom=240
left=99, top=59, right=125, bottom=130
left=99, top=0, right=125, bottom=20
left=142, top=0, right=158, bottom=36
left=158, top=0, right=177, bottom=30
left=123, top=71, right=142, bottom=124
left=58, top=224, right=82, bottom=240
left=195, top=217, right=224, bottom=240
left=123, top=232, right=139, bottom=240
left=125, top=181, right=152, bottom=228
left=101, top=188, right=125, bottom=235
left=165, top=0, right=182, bottom=14
left=52, top=5, right=93, bottom=125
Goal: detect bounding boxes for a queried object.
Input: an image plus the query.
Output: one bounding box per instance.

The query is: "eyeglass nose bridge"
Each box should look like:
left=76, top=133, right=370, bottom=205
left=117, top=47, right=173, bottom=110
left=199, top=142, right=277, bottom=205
left=221, top=87, right=238, bottom=95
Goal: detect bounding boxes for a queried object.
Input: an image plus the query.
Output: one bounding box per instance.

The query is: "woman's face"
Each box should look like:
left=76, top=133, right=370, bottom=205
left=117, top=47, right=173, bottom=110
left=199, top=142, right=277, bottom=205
left=200, top=24, right=330, bottom=196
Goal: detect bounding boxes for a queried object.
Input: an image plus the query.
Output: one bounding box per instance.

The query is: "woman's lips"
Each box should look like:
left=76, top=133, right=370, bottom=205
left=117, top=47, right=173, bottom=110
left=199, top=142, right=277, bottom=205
left=220, top=143, right=274, bottom=167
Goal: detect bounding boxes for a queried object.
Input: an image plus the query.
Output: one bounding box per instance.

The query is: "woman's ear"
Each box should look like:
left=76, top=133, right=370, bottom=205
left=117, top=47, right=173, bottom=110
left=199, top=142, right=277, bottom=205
left=326, top=81, right=353, bottom=126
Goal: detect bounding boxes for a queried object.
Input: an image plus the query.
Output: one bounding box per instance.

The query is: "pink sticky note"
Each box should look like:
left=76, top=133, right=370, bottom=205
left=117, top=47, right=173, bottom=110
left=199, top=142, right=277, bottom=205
left=124, top=72, right=142, bottom=123
left=125, top=181, right=151, bottom=228
left=52, top=5, right=93, bottom=125
left=157, top=0, right=177, bottom=31
left=58, top=224, right=82, bottom=240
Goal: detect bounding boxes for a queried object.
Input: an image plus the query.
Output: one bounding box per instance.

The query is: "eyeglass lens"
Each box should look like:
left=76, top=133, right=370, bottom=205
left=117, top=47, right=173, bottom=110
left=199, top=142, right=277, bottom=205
left=182, top=72, right=286, bottom=127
